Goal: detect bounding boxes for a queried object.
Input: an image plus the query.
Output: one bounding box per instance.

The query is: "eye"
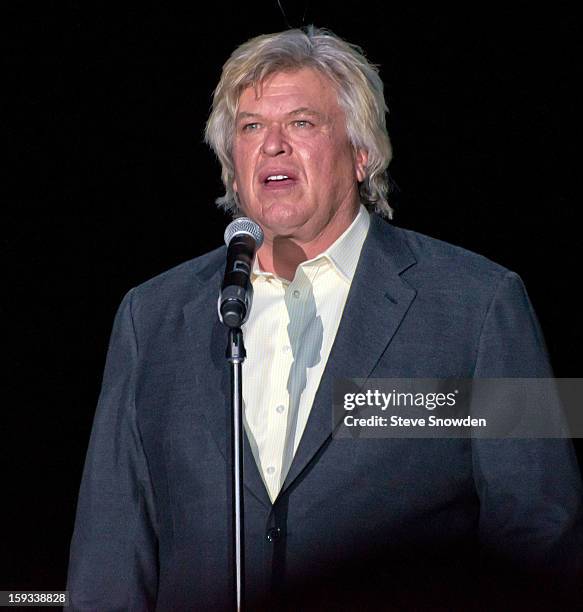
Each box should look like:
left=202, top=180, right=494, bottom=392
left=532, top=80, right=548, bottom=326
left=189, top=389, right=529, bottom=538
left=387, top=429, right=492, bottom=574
left=292, top=120, right=313, bottom=129
left=241, top=122, right=261, bottom=132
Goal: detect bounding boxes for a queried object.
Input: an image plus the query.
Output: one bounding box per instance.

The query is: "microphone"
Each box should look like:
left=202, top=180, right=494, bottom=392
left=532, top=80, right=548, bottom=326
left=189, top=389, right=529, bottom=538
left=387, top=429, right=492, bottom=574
left=218, top=217, right=264, bottom=328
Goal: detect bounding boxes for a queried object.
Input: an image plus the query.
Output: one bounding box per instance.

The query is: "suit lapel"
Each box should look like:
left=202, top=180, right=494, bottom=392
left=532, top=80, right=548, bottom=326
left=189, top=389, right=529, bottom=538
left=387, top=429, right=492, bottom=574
left=279, top=216, right=418, bottom=498
left=182, top=262, right=272, bottom=509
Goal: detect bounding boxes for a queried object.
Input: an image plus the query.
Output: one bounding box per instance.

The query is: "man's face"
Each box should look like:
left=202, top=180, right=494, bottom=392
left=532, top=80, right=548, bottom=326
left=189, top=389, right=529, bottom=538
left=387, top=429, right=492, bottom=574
left=232, top=67, right=367, bottom=244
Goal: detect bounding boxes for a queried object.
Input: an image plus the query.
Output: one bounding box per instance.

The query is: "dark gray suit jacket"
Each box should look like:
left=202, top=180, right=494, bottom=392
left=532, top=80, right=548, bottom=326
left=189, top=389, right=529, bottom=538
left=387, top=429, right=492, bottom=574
left=67, top=214, right=582, bottom=610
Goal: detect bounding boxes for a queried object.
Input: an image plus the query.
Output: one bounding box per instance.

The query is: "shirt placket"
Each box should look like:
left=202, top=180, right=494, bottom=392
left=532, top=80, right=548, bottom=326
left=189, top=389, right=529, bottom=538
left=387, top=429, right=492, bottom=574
left=261, top=278, right=294, bottom=502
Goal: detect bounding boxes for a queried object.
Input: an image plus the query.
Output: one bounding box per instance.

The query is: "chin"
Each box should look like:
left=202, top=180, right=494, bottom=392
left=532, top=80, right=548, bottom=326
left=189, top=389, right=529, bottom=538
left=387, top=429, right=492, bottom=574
left=260, top=202, right=311, bottom=233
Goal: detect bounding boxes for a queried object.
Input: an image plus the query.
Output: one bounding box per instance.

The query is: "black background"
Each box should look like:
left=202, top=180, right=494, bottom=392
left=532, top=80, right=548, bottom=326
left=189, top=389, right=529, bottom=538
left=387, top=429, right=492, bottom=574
left=3, top=1, right=581, bottom=591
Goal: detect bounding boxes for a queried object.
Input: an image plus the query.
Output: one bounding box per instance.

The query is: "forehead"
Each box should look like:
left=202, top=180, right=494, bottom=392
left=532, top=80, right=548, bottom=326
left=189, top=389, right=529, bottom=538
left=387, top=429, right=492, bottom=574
left=236, top=67, right=342, bottom=116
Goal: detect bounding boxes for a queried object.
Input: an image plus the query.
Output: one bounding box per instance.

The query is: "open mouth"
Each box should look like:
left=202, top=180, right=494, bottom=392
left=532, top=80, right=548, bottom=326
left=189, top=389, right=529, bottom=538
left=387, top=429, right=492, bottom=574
left=261, top=174, right=297, bottom=190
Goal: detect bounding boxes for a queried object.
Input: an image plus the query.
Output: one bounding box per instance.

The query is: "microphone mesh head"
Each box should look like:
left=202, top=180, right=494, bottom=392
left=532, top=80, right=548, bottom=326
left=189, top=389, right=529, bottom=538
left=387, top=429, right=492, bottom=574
left=224, top=217, right=264, bottom=248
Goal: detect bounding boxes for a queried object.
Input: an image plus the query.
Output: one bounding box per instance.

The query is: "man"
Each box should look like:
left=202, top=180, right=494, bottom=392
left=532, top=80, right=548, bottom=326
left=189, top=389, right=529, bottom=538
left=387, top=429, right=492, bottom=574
left=67, top=26, right=582, bottom=610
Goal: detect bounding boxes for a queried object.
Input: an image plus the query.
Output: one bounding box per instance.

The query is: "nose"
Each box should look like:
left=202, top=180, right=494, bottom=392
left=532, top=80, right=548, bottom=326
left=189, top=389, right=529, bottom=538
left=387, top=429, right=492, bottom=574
left=261, top=123, right=291, bottom=157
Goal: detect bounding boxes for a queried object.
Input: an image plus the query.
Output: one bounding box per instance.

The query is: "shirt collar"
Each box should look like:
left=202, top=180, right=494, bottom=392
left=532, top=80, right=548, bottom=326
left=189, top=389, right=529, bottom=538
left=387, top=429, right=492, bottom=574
left=252, top=204, right=371, bottom=284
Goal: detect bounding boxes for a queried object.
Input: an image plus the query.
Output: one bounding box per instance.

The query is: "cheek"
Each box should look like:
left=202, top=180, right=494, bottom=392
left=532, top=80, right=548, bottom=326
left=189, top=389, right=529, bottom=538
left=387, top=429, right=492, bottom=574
left=233, top=141, right=259, bottom=177
left=308, top=134, right=350, bottom=166
left=297, top=141, right=330, bottom=175
left=232, top=157, right=250, bottom=189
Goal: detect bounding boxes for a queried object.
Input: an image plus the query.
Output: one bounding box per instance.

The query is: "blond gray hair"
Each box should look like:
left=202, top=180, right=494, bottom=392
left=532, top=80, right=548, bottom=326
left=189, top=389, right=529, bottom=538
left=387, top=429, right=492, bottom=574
left=204, top=25, right=394, bottom=219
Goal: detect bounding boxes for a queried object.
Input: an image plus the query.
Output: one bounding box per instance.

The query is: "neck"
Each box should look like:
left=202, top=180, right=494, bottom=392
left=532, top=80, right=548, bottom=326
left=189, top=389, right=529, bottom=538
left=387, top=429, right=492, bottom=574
left=256, top=205, right=360, bottom=281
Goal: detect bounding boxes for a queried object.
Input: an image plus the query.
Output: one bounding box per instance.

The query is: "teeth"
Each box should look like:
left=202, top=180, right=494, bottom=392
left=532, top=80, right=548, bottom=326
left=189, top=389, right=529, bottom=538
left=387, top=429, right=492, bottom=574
left=266, top=175, right=289, bottom=181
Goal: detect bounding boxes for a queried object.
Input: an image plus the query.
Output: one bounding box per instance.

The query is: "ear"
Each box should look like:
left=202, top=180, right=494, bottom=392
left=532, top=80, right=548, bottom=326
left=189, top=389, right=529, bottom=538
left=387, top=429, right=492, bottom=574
left=354, top=148, right=368, bottom=182
left=233, top=178, right=238, bottom=193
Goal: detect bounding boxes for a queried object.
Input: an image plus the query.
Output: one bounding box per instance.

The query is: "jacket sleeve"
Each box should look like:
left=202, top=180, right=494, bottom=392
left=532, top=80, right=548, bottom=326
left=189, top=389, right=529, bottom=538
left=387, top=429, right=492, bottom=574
left=66, top=289, right=159, bottom=611
left=471, top=271, right=582, bottom=600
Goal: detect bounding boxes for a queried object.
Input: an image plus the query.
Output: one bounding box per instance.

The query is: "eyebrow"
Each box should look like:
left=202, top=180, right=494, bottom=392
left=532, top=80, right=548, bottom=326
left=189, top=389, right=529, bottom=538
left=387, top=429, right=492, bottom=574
left=236, top=107, right=324, bottom=122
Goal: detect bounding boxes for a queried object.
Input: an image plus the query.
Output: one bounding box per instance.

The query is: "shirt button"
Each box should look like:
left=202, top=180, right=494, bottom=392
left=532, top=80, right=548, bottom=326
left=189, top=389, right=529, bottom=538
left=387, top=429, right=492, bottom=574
left=266, top=466, right=276, bottom=475
left=276, top=404, right=285, bottom=414
left=282, top=345, right=291, bottom=353
left=292, top=290, right=300, bottom=299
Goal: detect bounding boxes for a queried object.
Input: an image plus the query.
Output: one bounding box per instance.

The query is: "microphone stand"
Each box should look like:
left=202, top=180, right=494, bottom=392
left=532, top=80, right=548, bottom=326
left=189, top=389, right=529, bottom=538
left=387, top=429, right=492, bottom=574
left=226, top=327, right=246, bottom=612
left=220, top=216, right=263, bottom=611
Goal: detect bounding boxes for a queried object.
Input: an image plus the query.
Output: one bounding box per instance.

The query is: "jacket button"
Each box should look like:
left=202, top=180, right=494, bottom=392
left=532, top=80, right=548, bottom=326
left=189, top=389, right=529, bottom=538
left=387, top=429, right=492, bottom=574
left=266, top=528, right=281, bottom=542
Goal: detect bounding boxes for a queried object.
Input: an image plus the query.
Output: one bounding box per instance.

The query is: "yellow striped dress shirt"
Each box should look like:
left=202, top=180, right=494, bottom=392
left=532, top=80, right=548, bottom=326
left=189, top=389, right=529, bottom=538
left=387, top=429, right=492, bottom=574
left=241, top=205, right=371, bottom=502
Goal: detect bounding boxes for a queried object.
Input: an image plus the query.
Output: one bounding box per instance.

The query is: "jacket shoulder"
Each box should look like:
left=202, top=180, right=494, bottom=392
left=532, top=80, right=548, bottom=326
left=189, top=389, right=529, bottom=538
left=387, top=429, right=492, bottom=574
left=127, top=245, right=226, bottom=312
left=395, top=224, right=514, bottom=285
